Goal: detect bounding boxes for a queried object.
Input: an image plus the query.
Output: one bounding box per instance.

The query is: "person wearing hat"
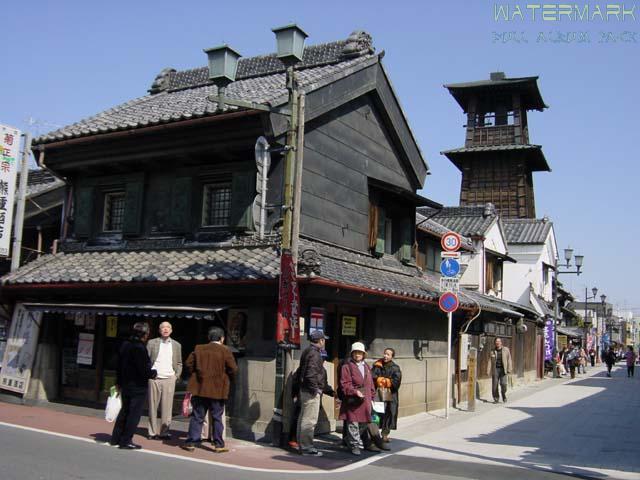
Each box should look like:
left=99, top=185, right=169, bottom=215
left=296, top=330, right=330, bottom=456
left=339, top=342, right=376, bottom=456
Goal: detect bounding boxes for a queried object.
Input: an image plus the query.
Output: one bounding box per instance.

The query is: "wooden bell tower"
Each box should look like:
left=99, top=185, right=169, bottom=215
left=442, top=72, right=550, bottom=219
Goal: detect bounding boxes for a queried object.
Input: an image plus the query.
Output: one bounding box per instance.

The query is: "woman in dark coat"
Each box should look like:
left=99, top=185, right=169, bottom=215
left=372, top=347, right=402, bottom=442
left=339, top=342, right=375, bottom=456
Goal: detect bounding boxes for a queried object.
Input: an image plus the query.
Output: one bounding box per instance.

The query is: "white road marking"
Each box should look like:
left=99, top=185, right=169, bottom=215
left=0, top=421, right=387, bottom=474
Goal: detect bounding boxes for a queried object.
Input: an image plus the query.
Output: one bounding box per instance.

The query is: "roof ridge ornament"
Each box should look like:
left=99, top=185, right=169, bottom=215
left=148, top=67, right=176, bottom=94
left=341, top=30, right=374, bottom=58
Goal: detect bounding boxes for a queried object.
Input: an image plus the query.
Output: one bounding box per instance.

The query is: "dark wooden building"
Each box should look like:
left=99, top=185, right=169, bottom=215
left=0, top=31, right=482, bottom=437
left=441, top=72, right=551, bottom=219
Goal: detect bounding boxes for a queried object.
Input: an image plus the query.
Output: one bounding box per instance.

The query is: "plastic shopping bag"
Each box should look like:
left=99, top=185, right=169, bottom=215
left=182, top=392, right=193, bottom=417
left=105, top=386, right=122, bottom=423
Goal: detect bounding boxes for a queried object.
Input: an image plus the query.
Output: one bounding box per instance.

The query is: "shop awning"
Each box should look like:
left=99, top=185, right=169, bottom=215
left=22, top=302, right=229, bottom=319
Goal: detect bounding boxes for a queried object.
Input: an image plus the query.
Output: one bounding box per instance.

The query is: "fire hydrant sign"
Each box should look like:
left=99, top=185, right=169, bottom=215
left=0, top=124, right=21, bottom=257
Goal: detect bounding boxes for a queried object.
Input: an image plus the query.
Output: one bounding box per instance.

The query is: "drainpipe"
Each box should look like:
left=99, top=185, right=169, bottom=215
left=10, top=133, right=32, bottom=272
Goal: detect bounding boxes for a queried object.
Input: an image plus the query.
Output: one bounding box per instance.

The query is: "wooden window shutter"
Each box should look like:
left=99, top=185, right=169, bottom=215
left=169, top=177, right=192, bottom=232
left=73, top=186, right=95, bottom=238
left=375, top=207, right=386, bottom=256
left=399, top=216, right=412, bottom=262
left=485, top=257, right=495, bottom=293
left=368, top=203, right=378, bottom=250
left=230, top=171, right=256, bottom=229
left=123, top=179, right=144, bottom=236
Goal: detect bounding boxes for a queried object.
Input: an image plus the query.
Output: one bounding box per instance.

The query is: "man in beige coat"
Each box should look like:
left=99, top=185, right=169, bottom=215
left=146, top=321, right=182, bottom=439
left=487, top=337, right=512, bottom=403
left=182, top=326, right=237, bottom=453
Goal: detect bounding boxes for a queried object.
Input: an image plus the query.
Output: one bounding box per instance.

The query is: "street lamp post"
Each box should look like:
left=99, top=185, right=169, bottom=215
left=552, top=246, right=583, bottom=377
left=583, top=287, right=600, bottom=368
left=204, top=25, right=309, bottom=447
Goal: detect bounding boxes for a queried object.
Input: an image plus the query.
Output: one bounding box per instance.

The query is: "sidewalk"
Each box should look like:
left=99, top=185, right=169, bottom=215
left=0, top=367, right=609, bottom=473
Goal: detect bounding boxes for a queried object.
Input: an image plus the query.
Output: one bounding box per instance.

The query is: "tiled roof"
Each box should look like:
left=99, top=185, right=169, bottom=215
left=441, top=145, right=550, bottom=172
left=34, top=32, right=377, bottom=145
left=20, top=169, right=65, bottom=197
left=503, top=218, right=553, bottom=244
left=415, top=213, right=475, bottom=251
left=1, top=244, right=280, bottom=285
left=417, top=204, right=497, bottom=238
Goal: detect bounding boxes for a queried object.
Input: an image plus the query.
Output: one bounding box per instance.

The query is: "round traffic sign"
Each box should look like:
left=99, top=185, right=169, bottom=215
left=439, top=292, right=459, bottom=313
left=441, top=232, right=462, bottom=252
left=440, top=258, right=460, bottom=277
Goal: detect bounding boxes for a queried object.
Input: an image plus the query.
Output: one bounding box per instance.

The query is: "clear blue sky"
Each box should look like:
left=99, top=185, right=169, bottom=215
left=3, top=1, right=638, bottom=312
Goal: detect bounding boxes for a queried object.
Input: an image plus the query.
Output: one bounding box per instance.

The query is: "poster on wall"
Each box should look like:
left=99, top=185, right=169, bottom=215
left=341, top=316, right=357, bottom=336
left=76, top=333, right=94, bottom=365
left=106, top=316, right=118, bottom=337
left=309, top=307, right=325, bottom=336
left=226, top=309, right=248, bottom=352
left=0, top=303, right=42, bottom=394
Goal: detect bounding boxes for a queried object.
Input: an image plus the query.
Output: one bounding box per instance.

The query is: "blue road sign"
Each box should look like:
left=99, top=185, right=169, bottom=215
left=440, top=258, right=460, bottom=277
left=439, top=292, right=459, bottom=313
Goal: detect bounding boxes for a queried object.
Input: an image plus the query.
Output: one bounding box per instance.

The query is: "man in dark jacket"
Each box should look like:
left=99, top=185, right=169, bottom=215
left=110, top=322, right=157, bottom=449
left=296, top=330, right=329, bottom=456
left=182, top=326, right=238, bottom=453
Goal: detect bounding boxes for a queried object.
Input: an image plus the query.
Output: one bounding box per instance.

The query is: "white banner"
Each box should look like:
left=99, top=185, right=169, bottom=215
left=0, top=124, right=22, bottom=257
left=0, top=303, right=42, bottom=394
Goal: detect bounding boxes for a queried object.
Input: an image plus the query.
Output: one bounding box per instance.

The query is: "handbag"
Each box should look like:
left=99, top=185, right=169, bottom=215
left=346, top=387, right=365, bottom=407
left=104, top=387, right=122, bottom=423
left=182, top=392, right=193, bottom=417
left=372, top=401, right=385, bottom=414
left=376, top=387, right=393, bottom=402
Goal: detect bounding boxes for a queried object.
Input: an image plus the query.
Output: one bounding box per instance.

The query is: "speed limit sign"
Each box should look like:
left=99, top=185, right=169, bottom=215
left=441, top=232, right=461, bottom=252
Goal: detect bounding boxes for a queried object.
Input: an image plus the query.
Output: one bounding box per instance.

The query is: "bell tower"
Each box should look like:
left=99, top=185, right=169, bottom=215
left=442, top=72, right=550, bottom=218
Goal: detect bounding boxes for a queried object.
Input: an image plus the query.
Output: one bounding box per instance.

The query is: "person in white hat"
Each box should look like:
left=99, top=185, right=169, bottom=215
left=339, top=342, right=376, bottom=455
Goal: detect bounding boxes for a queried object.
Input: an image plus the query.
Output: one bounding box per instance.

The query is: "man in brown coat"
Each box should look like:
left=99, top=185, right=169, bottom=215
left=182, top=326, right=237, bottom=452
left=486, top=337, right=513, bottom=403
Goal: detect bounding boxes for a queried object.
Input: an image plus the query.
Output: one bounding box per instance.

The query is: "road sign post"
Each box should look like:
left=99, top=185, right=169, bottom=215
left=439, top=231, right=461, bottom=420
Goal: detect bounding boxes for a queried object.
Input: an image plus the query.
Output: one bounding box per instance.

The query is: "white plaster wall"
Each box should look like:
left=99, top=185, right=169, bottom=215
left=484, top=222, right=508, bottom=255
left=502, top=245, right=540, bottom=304
left=460, top=240, right=483, bottom=291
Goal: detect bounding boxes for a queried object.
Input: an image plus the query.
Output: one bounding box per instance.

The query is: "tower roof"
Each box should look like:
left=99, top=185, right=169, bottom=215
left=444, top=72, right=547, bottom=113
left=441, top=144, right=551, bottom=172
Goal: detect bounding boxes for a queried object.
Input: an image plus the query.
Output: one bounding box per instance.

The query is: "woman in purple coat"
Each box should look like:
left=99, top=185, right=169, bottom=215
left=339, top=342, right=376, bottom=456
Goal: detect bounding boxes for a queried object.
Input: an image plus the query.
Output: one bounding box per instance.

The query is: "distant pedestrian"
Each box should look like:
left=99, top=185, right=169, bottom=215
left=625, top=346, right=636, bottom=378
left=147, top=321, right=182, bottom=440
left=566, top=344, right=579, bottom=379
left=296, top=330, right=330, bottom=456
left=339, top=342, right=376, bottom=456
left=487, top=337, right=512, bottom=403
left=578, top=347, right=587, bottom=374
left=110, top=322, right=157, bottom=450
left=182, top=326, right=237, bottom=453
left=604, top=347, right=616, bottom=377
left=589, top=348, right=596, bottom=367
left=371, top=347, right=402, bottom=443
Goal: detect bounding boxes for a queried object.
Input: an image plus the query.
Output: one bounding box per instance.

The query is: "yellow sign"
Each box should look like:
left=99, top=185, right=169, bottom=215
left=341, top=316, right=357, bottom=336
left=106, top=316, right=118, bottom=338
left=557, top=335, right=567, bottom=349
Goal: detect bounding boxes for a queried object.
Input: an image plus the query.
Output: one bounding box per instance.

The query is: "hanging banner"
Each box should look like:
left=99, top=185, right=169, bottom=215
left=276, top=251, right=300, bottom=348
left=0, top=124, right=21, bottom=257
left=0, top=303, right=42, bottom=394
left=544, top=319, right=554, bottom=361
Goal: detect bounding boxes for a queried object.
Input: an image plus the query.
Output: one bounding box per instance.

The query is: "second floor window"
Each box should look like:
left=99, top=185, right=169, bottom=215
left=102, top=191, right=125, bottom=232
left=202, top=183, right=232, bottom=227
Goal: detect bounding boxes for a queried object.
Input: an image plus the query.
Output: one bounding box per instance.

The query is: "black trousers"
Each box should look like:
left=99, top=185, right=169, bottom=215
left=492, top=367, right=507, bottom=401
left=111, top=390, right=146, bottom=446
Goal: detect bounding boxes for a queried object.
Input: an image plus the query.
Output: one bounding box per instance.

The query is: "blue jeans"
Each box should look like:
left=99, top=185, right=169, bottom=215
left=186, top=396, right=225, bottom=447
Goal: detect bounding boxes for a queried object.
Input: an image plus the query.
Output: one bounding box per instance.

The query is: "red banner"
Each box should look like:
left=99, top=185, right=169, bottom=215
left=276, top=251, right=300, bottom=348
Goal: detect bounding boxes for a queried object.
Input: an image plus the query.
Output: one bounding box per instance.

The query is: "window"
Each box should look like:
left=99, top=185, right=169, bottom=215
left=102, top=192, right=125, bottom=232
left=202, top=183, right=232, bottom=227
left=384, top=216, right=393, bottom=254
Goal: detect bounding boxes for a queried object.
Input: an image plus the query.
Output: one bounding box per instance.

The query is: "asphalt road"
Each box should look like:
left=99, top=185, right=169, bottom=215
left=1, top=364, right=637, bottom=480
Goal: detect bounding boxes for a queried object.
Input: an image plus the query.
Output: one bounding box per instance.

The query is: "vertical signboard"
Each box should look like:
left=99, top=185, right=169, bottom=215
left=544, top=319, right=554, bottom=361
left=0, top=303, right=42, bottom=394
left=0, top=124, right=21, bottom=256
left=276, top=251, right=300, bottom=348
